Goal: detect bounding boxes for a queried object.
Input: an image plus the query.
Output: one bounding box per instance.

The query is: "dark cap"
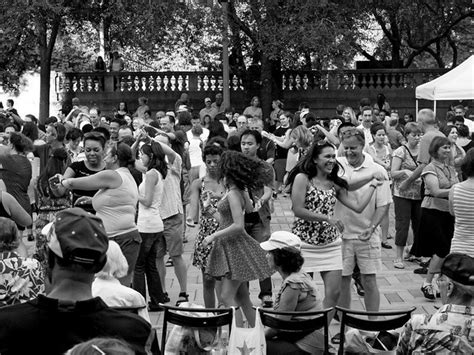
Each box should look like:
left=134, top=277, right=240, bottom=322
left=441, top=253, right=474, bottom=285
left=43, top=208, right=108, bottom=272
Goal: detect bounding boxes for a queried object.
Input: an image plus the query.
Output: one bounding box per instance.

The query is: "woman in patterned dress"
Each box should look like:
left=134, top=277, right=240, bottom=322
left=202, top=151, right=272, bottom=327
left=188, top=144, right=226, bottom=308
left=287, top=142, right=382, bottom=315
left=34, top=148, right=71, bottom=270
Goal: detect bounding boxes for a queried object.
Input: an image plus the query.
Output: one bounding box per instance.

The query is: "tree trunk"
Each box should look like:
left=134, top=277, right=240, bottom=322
left=260, top=54, right=272, bottom=121
left=260, top=55, right=282, bottom=120
left=37, top=14, right=61, bottom=125
left=39, top=54, right=51, bottom=126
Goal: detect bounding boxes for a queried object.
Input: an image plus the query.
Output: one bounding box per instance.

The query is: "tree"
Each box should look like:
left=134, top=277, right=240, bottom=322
left=227, top=0, right=358, bottom=117
left=350, top=0, right=474, bottom=68
left=0, top=0, right=96, bottom=123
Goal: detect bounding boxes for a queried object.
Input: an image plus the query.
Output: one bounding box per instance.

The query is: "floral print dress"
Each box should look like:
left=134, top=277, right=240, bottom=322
left=192, top=179, right=220, bottom=271
left=0, top=252, right=44, bottom=307
left=292, top=183, right=339, bottom=246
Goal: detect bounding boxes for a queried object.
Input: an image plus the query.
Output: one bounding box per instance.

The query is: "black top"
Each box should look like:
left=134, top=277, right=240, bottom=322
left=68, top=161, right=105, bottom=202
left=273, top=126, right=291, bottom=159
left=0, top=295, right=152, bottom=355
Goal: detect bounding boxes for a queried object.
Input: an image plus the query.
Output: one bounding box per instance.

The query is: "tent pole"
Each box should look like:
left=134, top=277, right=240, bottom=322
left=416, top=100, right=419, bottom=121
left=434, top=101, right=437, bottom=116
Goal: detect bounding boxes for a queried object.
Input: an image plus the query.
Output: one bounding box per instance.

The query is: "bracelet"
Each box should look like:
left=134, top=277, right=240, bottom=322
left=369, top=184, right=377, bottom=189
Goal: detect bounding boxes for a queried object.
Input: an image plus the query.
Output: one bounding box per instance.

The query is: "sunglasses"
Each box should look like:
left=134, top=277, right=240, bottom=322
left=341, top=128, right=364, bottom=138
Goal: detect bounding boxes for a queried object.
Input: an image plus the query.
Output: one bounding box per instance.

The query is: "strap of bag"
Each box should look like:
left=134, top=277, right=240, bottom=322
left=402, top=145, right=418, bottom=167
left=193, top=327, right=221, bottom=351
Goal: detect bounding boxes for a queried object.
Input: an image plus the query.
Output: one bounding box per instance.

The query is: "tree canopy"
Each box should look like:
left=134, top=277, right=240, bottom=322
left=0, top=0, right=471, bottom=119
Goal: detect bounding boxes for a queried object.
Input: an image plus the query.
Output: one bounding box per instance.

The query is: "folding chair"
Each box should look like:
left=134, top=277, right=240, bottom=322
left=256, top=307, right=333, bottom=354
left=111, top=305, right=159, bottom=355
left=110, top=306, right=146, bottom=314
left=160, top=304, right=234, bottom=351
left=335, top=306, right=416, bottom=355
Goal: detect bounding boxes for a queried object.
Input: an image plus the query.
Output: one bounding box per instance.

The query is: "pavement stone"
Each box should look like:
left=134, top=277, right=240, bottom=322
left=149, top=195, right=442, bottom=348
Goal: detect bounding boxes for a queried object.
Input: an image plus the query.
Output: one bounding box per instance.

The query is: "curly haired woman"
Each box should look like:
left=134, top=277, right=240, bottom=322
left=203, top=150, right=272, bottom=326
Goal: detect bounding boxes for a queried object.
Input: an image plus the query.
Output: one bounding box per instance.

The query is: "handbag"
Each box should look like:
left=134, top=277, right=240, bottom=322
left=228, top=307, right=266, bottom=355
left=164, top=302, right=226, bottom=355
left=345, top=329, right=399, bottom=354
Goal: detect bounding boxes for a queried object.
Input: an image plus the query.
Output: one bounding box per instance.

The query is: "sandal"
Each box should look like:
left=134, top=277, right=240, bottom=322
left=381, top=241, right=392, bottom=249
left=175, top=292, right=189, bottom=306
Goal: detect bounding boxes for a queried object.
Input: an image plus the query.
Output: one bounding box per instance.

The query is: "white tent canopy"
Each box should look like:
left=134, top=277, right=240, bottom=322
left=416, top=55, right=474, bottom=101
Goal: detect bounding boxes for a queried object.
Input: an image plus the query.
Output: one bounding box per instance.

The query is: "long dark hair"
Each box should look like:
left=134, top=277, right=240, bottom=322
left=287, top=141, right=348, bottom=191
left=140, top=141, right=167, bottom=179
left=37, top=148, right=69, bottom=197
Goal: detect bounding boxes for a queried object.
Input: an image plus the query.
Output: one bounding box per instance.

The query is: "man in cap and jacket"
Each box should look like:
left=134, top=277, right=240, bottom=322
left=0, top=208, right=153, bottom=355
left=396, top=253, right=474, bottom=354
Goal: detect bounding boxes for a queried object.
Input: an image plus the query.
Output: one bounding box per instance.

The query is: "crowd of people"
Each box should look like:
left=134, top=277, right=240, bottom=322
left=0, top=93, right=472, bottom=354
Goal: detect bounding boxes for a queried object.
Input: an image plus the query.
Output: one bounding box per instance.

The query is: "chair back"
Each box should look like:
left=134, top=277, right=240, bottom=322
left=335, top=306, right=416, bottom=355
left=160, top=304, right=233, bottom=351
left=110, top=306, right=146, bottom=314
left=257, top=307, right=333, bottom=354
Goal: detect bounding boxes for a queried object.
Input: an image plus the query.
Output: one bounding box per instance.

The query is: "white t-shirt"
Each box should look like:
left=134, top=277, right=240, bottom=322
left=188, top=136, right=204, bottom=168
left=186, top=127, right=209, bottom=142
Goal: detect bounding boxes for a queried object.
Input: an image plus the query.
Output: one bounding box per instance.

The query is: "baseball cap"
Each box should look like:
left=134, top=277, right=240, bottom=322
left=260, top=231, right=301, bottom=251
left=43, top=208, right=109, bottom=272
left=441, top=253, right=474, bottom=285
left=165, top=111, right=175, bottom=118
left=204, top=97, right=211, bottom=103
left=177, top=105, right=188, bottom=112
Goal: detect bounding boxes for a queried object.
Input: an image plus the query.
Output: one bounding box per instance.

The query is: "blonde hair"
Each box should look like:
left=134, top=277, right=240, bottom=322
left=290, top=125, right=313, bottom=149
left=96, top=241, right=128, bottom=279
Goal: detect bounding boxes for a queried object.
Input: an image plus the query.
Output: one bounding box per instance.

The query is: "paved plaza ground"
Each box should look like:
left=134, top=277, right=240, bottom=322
left=150, top=195, right=441, bottom=350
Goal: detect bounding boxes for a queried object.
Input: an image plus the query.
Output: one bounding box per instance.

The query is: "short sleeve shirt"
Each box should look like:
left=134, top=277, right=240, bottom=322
left=0, top=252, right=44, bottom=308
left=421, top=161, right=458, bottom=212
left=417, top=129, right=445, bottom=165
left=396, top=304, right=473, bottom=354
left=392, top=146, right=422, bottom=200
left=335, top=155, right=392, bottom=239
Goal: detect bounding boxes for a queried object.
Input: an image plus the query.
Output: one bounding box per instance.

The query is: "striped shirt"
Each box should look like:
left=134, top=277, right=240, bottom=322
left=451, top=183, right=474, bottom=257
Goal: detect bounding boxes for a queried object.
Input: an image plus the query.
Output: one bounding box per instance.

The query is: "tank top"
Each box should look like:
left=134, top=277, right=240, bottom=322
left=137, top=169, right=164, bottom=233
left=93, top=168, right=138, bottom=237
left=451, top=183, right=474, bottom=257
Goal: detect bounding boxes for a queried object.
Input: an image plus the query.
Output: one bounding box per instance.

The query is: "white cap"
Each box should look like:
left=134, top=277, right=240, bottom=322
left=260, top=231, right=301, bottom=251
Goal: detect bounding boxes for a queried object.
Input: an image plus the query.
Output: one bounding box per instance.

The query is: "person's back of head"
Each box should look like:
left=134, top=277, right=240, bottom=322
left=43, top=208, right=109, bottom=284
left=439, top=253, right=474, bottom=305
left=95, top=241, right=128, bottom=280
left=22, top=122, right=39, bottom=141
left=418, top=108, right=436, bottom=127
left=67, top=337, right=135, bottom=355
left=457, top=124, right=470, bottom=139
left=359, top=97, right=371, bottom=108
left=336, top=104, right=345, bottom=116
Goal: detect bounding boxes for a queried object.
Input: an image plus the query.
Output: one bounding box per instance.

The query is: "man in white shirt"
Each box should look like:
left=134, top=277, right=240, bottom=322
left=199, top=97, right=218, bottom=121
left=357, top=106, right=374, bottom=145
left=187, top=116, right=209, bottom=142
left=335, top=128, right=392, bottom=314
